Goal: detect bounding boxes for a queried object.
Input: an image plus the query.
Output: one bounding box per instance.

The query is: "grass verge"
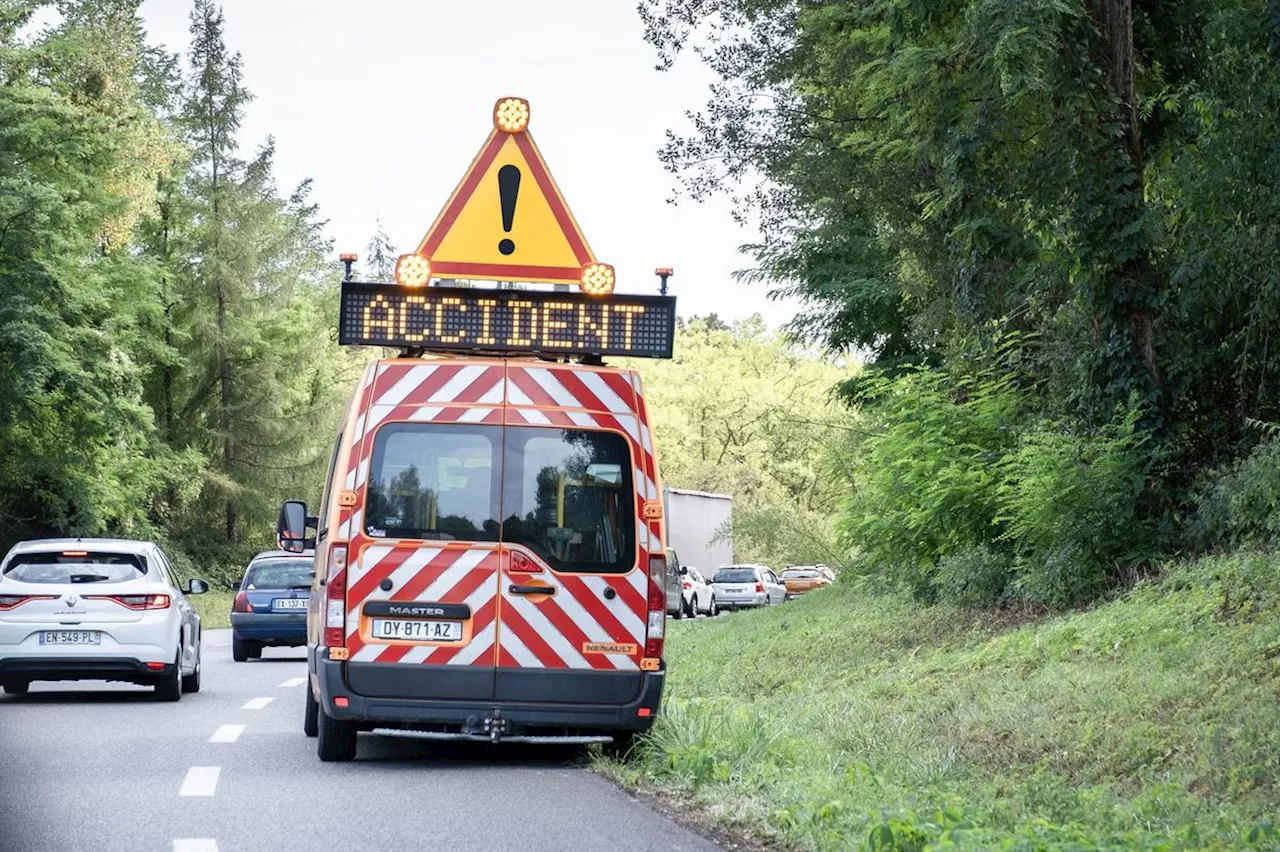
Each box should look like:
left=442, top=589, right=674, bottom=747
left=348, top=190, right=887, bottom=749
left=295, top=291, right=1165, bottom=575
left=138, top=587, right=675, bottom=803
left=598, top=553, right=1280, bottom=850
left=192, top=589, right=233, bottom=629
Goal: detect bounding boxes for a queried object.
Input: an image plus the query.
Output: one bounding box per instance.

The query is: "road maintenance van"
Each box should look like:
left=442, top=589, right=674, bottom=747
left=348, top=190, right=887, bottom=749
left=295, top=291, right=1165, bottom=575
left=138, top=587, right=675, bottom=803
left=277, top=98, right=677, bottom=760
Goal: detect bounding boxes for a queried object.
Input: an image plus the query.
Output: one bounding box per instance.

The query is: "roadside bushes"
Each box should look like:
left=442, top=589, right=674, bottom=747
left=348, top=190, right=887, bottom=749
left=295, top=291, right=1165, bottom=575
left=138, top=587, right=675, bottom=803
left=836, top=366, right=1022, bottom=600
left=998, top=410, right=1155, bottom=606
left=838, top=365, right=1158, bottom=607
left=1193, top=438, right=1280, bottom=551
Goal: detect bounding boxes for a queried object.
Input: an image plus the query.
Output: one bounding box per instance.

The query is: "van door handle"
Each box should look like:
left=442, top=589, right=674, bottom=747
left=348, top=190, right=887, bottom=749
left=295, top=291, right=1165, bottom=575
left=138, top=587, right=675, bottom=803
left=508, top=584, right=555, bottom=596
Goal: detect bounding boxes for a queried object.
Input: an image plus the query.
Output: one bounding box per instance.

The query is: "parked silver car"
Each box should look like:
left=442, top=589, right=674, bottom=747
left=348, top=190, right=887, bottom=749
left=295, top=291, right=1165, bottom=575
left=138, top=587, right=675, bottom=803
left=711, top=564, right=786, bottom=610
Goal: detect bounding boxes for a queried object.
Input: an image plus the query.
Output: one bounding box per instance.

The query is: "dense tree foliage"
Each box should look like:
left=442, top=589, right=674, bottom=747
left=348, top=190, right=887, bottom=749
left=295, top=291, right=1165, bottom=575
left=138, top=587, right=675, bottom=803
left=644, top=0, right=1280, bottom=602
left=627, top=316, right=852, bottom=568
left=0, top=0, right=355, bottom=578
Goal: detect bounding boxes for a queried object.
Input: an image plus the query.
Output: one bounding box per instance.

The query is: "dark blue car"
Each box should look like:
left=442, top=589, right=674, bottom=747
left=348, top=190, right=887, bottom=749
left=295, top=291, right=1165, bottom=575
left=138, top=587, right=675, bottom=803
left=230, top=551, right=313, bottom=662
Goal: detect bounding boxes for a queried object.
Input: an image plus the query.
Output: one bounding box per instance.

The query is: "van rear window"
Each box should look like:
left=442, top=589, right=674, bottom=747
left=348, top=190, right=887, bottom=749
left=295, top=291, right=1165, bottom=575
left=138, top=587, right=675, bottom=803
left=501, top=427, right=635, bottom=574
left=365, top=424, right=502, bottom=542
left=363, top=424, right=637, bottom=573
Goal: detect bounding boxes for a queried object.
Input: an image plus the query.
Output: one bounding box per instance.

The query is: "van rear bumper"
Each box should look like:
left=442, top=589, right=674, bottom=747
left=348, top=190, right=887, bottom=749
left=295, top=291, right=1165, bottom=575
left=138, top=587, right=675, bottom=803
left=314, top=653, right=664, bottom=733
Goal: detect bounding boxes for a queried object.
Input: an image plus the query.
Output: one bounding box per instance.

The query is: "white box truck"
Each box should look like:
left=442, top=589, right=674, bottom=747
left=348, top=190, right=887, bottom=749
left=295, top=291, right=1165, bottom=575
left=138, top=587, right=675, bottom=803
left=663, top=487, right=733, bottom=617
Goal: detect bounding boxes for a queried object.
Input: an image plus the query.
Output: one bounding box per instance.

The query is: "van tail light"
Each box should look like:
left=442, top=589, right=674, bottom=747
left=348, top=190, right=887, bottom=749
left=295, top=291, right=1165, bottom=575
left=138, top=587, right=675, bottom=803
left=324, top=543, right=349, bottom=648
left=645, top=552, right=666, bottom=659
left=232, top=591, right=252, bottom=613
left=87, top=594, right=170, bottom=610
left=0, top=595, right=55, bottom=611
left=755, top=583, right=764, bottom=593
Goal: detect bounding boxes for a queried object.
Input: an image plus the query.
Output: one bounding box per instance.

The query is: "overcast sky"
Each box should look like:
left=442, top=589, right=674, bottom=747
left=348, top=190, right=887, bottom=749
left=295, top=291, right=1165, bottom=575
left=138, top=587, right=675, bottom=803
left=136, top=0, right=799, bottom=324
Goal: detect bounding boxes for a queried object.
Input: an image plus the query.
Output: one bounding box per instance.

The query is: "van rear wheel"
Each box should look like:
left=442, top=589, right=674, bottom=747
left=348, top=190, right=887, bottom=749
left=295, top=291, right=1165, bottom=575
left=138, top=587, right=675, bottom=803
left=317, top=704, right=357, bottom=761
left=303, top=682, right=319, bottom=738
left=3, top=681, right=29, bottom=695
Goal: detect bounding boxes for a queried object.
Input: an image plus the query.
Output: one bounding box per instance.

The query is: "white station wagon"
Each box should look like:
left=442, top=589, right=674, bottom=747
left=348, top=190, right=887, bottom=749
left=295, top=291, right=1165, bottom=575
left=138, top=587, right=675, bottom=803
left=0, top=539, right=208, bottom=700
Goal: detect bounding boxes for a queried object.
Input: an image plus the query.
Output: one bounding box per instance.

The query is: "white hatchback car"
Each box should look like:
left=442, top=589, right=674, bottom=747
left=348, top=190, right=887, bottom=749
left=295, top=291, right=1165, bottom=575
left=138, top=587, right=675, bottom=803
left=0, top=539, right=208, bottom=700
left=675, top=565, right=718, bottom=619
left=712, top=564, right=787, bottom=610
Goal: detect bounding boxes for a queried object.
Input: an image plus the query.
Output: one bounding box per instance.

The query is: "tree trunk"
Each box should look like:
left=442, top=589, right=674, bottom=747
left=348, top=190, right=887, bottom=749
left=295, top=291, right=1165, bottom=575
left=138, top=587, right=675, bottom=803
left=210, top=95, right=235, bottom=543
left=159, top=196, right=173, bottom=438
left=1091, top=0, right=1161, bottom=393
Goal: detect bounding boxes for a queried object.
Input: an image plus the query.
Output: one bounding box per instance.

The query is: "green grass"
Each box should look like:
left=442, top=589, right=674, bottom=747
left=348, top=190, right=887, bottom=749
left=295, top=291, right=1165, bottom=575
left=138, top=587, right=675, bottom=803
left=599, top=554, right=1280, bottom=850
left=192, top=589, right=234, bottom=629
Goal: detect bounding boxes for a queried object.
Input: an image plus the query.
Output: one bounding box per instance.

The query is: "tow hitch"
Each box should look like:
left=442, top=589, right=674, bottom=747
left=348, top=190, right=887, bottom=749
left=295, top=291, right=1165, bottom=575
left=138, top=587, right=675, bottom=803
left=484, top=709, right=508, bottom=744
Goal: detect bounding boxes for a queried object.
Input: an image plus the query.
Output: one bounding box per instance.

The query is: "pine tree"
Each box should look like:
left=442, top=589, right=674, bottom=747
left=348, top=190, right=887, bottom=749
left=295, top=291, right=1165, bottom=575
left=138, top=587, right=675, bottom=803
left=168, top=0, right=348, bottom=558
left=365, top=217, right=397, bottom=281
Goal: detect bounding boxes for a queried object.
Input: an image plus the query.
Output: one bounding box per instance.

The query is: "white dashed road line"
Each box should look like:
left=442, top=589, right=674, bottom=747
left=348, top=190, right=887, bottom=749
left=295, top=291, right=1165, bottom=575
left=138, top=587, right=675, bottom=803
left=173, top=840, right=219, bottom=852
left=279, top=676, right=306, bottom=688
left=208, top=724, right=245, bottom=744
left=241, top=696, right=274, bottom=710
left=178, top=766, right=221, bottom=797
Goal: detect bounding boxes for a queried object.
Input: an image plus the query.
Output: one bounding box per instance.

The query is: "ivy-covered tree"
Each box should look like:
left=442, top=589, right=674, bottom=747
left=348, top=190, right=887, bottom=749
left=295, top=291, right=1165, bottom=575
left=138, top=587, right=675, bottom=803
left=0, top=0, right=193, bottom=544
left=642, top=0, right=1280, bottom=461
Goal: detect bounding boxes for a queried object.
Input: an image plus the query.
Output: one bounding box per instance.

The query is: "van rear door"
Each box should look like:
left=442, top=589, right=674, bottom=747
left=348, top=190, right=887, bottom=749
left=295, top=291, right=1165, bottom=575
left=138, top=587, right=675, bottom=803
left=496, top=364, right=655, bottom=705
left=340, top=361, right=507, bottom=701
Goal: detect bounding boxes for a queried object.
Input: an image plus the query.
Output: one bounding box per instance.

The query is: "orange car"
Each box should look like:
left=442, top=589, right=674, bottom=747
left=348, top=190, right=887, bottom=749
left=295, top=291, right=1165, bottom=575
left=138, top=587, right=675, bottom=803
left=781, top=565, right=835, bottom=599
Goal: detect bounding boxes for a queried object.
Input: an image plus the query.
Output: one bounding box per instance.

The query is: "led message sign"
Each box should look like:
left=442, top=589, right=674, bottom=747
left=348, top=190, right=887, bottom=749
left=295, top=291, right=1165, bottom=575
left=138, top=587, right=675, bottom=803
left=338, top=283, right=676, bottom=359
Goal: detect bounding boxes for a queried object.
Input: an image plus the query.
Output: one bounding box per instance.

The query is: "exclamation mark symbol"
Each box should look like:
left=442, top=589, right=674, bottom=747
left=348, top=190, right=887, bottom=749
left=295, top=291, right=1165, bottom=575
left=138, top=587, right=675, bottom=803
left=497, top=165, right=520, bottom=256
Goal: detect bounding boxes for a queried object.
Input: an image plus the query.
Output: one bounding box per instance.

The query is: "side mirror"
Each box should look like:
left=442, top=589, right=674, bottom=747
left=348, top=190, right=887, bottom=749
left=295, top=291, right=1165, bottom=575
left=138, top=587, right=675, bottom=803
left=277, top=499, right=309, bottom=553
left=231, top=578, right=242, bottom=592
left=186, top=578, right=209, bottom=595
left=679, top=565, right=688, bottom=576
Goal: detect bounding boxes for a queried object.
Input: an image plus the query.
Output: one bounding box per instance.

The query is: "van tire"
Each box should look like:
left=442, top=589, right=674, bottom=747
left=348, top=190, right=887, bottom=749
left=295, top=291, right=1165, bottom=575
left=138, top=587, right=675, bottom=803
left=3, top=681, right=29, bottom=695
left=708, top=596, right=718, bottom=617
left=303, top=682, right=319, bottom=738
left=232, top=636, right=249, bottom=662
left=317, top=705, right=357, bottom=761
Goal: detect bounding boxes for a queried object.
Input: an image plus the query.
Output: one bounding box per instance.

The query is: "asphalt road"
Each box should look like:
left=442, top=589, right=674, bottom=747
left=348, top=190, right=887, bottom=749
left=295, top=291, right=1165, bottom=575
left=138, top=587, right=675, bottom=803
left=0, top=629, right=717, bottom=852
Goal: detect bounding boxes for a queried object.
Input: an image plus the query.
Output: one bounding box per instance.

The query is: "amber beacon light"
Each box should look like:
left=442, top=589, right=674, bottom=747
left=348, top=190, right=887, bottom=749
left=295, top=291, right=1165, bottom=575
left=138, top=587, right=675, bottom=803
left=579, top=263, right=616, bottom=297
left=394, top=254, right=431, bottom=287
left=493, top=97, right=530, bottom=133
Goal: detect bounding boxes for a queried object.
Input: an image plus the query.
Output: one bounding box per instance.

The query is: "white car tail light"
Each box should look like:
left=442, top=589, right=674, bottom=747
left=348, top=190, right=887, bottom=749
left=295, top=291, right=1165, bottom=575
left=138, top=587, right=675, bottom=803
left=86, top=593, right=170, bottom=610
left=0, top=594, right=56, bottom=611
left=324, top=543, right=348, bottom=648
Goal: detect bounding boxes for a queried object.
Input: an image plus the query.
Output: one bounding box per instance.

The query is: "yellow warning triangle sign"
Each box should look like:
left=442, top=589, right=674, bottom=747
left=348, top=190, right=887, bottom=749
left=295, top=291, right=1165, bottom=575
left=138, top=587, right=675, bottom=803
left=413, top=99, right=598, bottom=286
